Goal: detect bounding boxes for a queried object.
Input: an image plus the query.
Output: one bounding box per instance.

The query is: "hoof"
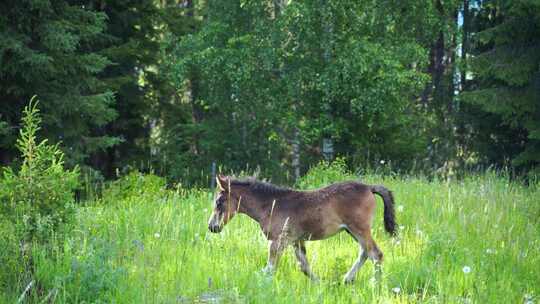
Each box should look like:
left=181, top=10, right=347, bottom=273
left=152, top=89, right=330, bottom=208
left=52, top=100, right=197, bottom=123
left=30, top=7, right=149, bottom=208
left=261, top=265, right=274, bottom=276
left=343, top=277, right=355, bottom=285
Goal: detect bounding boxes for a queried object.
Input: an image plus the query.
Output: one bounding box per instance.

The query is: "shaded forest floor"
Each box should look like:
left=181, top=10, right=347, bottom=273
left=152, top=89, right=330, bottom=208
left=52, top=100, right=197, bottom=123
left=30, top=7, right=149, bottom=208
left=3, top=165, right=539, bottom=303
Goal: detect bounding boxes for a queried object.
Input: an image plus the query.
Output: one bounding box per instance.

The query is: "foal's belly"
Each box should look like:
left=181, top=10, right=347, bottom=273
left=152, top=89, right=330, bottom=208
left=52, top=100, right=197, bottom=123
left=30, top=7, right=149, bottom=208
left=297, top=220, right=344, bottom=241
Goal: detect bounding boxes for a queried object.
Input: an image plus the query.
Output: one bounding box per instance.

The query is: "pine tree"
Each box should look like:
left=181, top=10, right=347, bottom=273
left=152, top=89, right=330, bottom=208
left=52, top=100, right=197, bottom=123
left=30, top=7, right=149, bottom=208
left=78, top=0, right=187, bottom=176
left=462, top=0, right=540, bottom=172
left=0, top=0, right=118, bottom=169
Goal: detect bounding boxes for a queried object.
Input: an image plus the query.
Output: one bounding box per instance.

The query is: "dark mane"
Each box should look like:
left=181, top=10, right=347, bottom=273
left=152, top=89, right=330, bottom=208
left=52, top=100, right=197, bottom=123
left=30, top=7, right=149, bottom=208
left=231, top=178, right=293, bottom=197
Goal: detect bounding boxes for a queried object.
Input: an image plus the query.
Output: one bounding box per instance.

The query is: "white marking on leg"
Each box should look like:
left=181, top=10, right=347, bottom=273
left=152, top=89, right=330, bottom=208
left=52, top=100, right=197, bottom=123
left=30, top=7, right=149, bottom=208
left=343, top=251, right=368, bottom=283
left=262, top=263, right=275, bottom=275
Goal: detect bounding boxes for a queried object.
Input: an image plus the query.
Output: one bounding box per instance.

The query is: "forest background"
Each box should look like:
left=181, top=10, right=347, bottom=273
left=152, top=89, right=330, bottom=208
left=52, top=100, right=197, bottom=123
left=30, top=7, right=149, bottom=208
left=1, top=0, right=539, bottom=185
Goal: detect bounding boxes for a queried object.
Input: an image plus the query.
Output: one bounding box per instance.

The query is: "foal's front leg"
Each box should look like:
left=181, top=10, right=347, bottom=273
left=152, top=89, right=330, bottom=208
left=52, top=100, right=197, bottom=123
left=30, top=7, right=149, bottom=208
left=262, top=239, right=287, bottom=275
left=294, top=241, right=318, bottom=281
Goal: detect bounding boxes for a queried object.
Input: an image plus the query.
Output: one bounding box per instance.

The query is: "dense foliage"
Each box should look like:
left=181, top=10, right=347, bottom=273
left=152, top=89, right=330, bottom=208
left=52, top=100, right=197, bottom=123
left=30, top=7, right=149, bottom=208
left=1, top=0, right=539, bottom=185
left=164, top=1, right=429, bottom=182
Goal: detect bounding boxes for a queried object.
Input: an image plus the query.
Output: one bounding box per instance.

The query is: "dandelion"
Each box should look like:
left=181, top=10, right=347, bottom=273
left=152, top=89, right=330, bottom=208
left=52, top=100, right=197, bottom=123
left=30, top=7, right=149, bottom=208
left=462, top=266, right=471, bottom=274
left=396, top=205, right=404, bottom=212
left=154, top=232, right=161, bottom=238
left=391, top=287, right=401, bottom=294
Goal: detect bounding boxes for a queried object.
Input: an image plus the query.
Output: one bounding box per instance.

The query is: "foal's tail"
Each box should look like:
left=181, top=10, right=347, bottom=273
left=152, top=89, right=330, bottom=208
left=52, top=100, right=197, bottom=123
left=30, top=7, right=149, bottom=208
left=371, top=185, right=397, bottom=236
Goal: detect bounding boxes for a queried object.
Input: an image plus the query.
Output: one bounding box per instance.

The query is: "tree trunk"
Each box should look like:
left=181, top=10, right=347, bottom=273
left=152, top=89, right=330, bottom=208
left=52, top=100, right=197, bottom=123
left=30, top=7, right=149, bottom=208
left=456, top=0, right=470, bottom=172
left=291, top=126, right=300, bottom=181
left=461, top=0, right=470, bottom=91
left=185, top=0, right=203, bottom=155
left=272, top=0, right=300, bottom=180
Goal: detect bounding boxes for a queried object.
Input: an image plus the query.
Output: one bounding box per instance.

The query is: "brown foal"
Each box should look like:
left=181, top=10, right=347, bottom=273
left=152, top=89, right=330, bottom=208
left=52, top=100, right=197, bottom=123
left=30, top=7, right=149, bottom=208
left=207, top=175, right=397, bottom=283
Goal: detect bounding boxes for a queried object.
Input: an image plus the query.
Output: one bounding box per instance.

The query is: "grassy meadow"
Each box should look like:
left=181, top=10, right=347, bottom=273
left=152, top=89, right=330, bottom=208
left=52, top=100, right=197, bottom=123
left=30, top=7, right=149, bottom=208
left=4, top=163, right=539, bottom=303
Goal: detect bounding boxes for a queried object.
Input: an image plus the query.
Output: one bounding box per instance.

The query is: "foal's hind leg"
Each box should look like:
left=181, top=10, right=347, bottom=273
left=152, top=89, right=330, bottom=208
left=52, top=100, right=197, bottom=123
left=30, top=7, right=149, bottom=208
left=343, top=226, right=383, bottom=284
left=343, top=229, right=368, bottom=284
left=294, top=241, right=318, bottom=281
left=364, top=231, right=384, bottom=282
left=343, top=243, right=368, bottom=284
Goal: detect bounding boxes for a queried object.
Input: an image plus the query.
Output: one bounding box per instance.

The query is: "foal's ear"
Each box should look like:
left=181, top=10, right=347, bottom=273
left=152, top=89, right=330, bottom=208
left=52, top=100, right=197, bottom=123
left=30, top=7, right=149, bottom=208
left=216, top=174, right=229, bottom=192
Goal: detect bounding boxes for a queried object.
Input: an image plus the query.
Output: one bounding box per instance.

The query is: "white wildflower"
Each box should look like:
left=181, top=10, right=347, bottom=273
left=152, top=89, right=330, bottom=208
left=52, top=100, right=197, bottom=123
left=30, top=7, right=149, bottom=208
left=380, top=160, right=386, bottom=164
left=154, top=232, right=161, bottom=238
left=391, top=287, right=401, bottom=294
left=462, top=266, right=471, bottom=274
left=486, top=248, right=495, bottom=254
left=396, top=205, right=404, bottom=212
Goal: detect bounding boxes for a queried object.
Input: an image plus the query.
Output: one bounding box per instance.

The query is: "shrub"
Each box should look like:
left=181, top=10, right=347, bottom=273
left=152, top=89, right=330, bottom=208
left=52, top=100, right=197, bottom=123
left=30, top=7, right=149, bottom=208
left=0, top=99, right=79, bottom=289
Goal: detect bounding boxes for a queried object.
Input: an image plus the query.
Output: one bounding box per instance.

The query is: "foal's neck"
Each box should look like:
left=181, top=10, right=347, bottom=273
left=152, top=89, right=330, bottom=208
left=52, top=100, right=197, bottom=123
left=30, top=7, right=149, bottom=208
left=236, top=189, right=273, bottom=224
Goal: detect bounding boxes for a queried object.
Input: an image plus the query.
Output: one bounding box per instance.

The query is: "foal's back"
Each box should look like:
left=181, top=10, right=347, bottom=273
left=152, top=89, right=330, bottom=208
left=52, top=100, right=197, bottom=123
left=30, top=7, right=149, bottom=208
left=282, top=181, right=377, bottom=241
left=296, top=181, right=375, bottom=208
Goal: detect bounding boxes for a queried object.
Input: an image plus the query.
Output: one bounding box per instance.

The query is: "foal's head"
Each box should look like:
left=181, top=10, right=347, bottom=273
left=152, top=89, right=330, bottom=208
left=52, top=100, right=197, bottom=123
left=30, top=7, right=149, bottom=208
left=208, top=175, right=241, bottom=233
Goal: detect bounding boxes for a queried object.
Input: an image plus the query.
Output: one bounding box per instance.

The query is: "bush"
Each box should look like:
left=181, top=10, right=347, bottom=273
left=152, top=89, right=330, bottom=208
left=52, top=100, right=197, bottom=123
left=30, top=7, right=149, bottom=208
left=297, top=158, right=357, bottom=189
left=0, top=216, right=26, bottom=290
left=0, top=99, right=79, bottom=289
left=100, top=171, right=168, bottom=205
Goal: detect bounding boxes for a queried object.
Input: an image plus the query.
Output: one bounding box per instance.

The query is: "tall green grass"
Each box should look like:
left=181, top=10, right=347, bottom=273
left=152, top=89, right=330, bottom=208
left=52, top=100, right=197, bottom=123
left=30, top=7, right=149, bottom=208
left=6, top=163, right=540, bottom=303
